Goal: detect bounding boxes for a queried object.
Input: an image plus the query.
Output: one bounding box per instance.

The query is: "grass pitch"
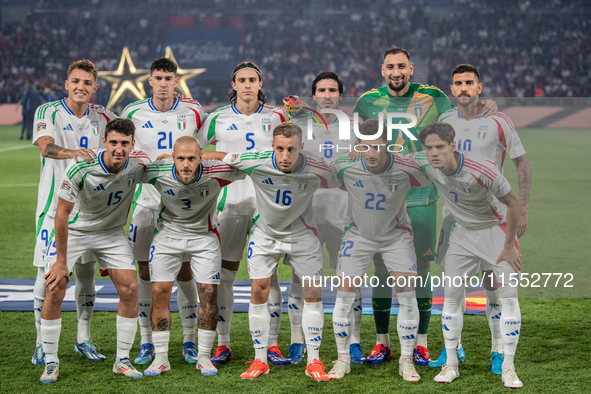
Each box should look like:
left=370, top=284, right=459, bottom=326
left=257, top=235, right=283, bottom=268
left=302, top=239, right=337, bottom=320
left=0, top=125, right=590, bottom=392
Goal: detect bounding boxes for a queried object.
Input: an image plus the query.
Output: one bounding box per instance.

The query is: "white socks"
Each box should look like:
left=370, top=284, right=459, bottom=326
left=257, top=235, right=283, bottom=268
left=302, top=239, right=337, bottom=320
left=397, top=293, right=419, bottom=359
left=33, top=267, right=46, bottom=344
left=268, top=271, right=282, bottom=347
left=152, top=330, right=170, bottom=362
left=249, top=302, right=270, bottom=363
left=41, top=318, right=61, bottom=363
left=441, top=295, right=464, bottom=367
left=303, top=300, right=324, bottom=364
left=198, top=329, right=216, bottom=358
left=350, top=288, right=362, bottom=344
left=500, top=297, right=521, bottom=370
left=377, top=333, right=390, bottom=347
left=217, top=268, right=237, bottom=348
left=288, top=278, right=305, bottom=344
left=116, top=315, right=138, bottom=360
left=486, top=289, right=503, bottom=353
left=138, top=278, right=152, bottom=344
left=176, top=279, right=198, bottom=344
left=333, top=291, right=355, bottom=360
left=74, top=262, right=96, bottom=343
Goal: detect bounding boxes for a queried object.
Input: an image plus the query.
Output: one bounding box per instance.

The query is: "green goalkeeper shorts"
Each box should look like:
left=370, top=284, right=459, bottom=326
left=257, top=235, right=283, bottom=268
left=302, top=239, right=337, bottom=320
left=407, top=203, right=437, bottom=263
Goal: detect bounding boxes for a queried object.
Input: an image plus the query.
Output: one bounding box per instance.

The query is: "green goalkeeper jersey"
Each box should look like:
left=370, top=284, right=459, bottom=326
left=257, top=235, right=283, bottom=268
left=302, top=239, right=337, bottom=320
left=353, top=83, right=452, bottom=206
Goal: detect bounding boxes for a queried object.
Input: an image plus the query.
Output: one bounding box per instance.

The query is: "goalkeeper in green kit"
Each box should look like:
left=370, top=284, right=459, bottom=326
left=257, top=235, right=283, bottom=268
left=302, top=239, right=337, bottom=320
left=353, top=46, right=497, bottom=366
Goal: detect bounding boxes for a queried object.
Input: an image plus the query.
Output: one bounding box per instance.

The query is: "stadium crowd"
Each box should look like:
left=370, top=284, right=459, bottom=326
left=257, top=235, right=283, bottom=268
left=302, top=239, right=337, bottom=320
left=1, top=0, right=589, bottom=107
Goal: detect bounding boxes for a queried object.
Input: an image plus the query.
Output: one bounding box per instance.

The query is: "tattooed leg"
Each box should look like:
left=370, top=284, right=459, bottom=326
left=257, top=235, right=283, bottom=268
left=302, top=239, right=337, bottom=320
left=197, top=283, right=218, bottom=330
left=151, top=282, right=174, bottom=331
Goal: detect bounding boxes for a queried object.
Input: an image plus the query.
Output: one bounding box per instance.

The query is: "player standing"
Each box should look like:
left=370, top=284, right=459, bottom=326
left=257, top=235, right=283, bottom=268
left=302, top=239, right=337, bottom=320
left=195, top=62, right=287, bottom=365
left=286, top=72, right=365, bottom=364
left=39, top=118, right=150, bottom=383
left=140, top=136, right=245, bottom=376
left=354, top=46, right=497, bottom=365
left=328, top=119, right=431, bottom=382
left=412, top=122, right=523, bottom=388
left=32, top=59, right=117, bottom=365
left=429, top=64, right=531, bottom=374
left=120, top=58, right=206, bottom=365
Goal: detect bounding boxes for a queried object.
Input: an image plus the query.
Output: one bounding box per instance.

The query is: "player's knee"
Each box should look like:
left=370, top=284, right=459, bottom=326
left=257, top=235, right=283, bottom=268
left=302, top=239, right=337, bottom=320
left=118, top=281, right=138, bottom=302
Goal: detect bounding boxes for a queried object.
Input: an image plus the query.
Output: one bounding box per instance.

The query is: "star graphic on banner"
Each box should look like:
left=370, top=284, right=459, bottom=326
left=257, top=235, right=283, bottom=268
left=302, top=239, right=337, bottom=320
left=164, top=46, right=206, bottom=99
left=98, top=47, right=149, bottom=109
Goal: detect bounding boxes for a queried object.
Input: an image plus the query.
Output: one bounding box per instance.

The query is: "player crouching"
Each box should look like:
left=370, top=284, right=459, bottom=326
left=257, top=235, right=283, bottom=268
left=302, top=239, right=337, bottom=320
left=40, top=119, right=150, bottom=383
left=140, top=136, right=245, bottom=376
left=204, top=123, right=341, bottom=381
left=412, top=123, right=523, bottom=389
left=328, top=120, right=431, bottom=382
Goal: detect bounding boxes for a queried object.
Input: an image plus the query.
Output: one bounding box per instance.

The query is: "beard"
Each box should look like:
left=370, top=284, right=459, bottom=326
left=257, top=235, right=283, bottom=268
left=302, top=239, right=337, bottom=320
left=388, top=79, right=407, bottom=92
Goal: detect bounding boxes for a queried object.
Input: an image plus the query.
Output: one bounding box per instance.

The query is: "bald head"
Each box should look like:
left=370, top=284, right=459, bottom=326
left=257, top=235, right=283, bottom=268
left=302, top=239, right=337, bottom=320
left=173, top=135, right=201, bottom=154
left=172, top=136, right=202, bottom=185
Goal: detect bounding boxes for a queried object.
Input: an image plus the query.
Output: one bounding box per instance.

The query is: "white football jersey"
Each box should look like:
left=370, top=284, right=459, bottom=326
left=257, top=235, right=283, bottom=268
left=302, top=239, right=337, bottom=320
left=223, top=150, right=341, bottom=240
left=58, top=150, right=150, bottom=233
left=121, top=97, right=207, bottom=210
left=333, top=153, right=431, bottom=241
left=412, top=151, right=512, bottom=230
left=141, top=159, right=246, bottom=238
left=292, top=112, right=356, bottom=226
left=33, top=99, right=117, bottom=218
left=439, top=109, right=526, bottom=171
left=196, top=104, right=285, bottom=216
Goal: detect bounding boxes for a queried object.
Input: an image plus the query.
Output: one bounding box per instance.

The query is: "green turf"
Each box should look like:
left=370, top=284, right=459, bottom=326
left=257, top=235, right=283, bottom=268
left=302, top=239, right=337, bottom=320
left=1, top=125, right=590, bottom=391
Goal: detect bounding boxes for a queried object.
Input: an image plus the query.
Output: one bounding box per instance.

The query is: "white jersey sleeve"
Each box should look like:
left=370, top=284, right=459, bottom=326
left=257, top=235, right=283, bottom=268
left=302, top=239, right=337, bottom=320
left=223, top=150, right=338, bottom=240
left=33, top=100, right=117, bottom=218
left=142, top=159, right=245, bottom=238
left=333, top=153, right=430, bottom=241
left=412, top=151, right=512, bottom=230
left=59, top=150, right=149, bottom=233
left=490, top=113, right=526, bottom=160
left=121, top=97, right=207, bottom=211
left=196, top=104, right=286, bottom=216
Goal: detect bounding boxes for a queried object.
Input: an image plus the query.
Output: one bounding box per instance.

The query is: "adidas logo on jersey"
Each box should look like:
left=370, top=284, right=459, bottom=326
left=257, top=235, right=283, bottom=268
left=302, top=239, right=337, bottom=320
left=353, top=181, right=364, bottom=188
left=226, top=123, right=238, bottom=130
left=142, top=121, right=154, bottom=128
left=262, top=178, right=274, bottom=185
left=93, top=184, right=105, bottom=191
left=63, top=124, right=74, bottom=131
left=164, top=189, right=175, bottom=196
left=212, top=272, right=220, bottom=280
left=423, top=248, right=433, bottom=256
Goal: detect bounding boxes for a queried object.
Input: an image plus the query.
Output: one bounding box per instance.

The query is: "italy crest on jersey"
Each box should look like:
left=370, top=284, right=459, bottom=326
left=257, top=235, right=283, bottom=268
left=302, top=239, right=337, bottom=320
left=461, top=181, right=471, bottom=194
left=127, top=172, right=136, bottom=186
left=262, top=118, right=271, bottom=132
left=298, top=178, right=308, bottom=190
left=414, top=103, right=423, bottom=117
left=91, top=120, right=100, bottom=136
left=200, top=184, right=209, bottom=197
left=389, top=178, right=399, bottom=193
left=177, top=116, right=186, bottom=131
left=477, top=125, right=487, bottom=139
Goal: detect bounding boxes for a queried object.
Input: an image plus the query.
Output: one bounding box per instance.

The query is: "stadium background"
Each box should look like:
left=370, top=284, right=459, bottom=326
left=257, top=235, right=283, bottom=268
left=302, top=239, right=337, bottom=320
left=0, top=0, right=590, bottom=392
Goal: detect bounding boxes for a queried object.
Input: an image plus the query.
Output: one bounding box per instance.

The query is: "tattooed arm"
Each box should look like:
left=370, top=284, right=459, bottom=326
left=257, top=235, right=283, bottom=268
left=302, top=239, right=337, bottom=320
left=35, top=136, right=97, bottom=163
left=512, top=153, right=532, bottom=238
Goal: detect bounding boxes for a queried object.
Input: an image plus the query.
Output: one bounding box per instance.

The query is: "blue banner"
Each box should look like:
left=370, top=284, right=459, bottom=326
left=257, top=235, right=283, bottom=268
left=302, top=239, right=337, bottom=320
left=163, top=28, right=241, bottom=80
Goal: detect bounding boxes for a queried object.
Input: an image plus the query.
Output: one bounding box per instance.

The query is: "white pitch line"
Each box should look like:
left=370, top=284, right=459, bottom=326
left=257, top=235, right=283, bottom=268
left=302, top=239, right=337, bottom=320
left=0, top=183, right=37, bottom=187
left=0, top=144, right=35, bottom=152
